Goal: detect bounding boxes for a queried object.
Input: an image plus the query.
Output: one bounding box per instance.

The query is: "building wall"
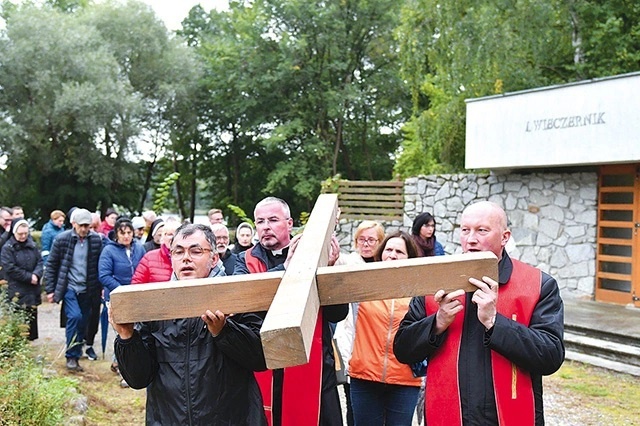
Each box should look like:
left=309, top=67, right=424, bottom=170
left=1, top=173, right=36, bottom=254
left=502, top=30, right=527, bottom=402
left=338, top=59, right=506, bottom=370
left=336, top=172, right=598, bottom=298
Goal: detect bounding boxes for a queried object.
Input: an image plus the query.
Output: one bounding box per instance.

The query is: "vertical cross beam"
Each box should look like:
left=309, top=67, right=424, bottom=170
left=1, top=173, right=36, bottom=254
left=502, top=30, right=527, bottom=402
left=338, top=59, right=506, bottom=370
left=259, top=194, right=339, bottom=369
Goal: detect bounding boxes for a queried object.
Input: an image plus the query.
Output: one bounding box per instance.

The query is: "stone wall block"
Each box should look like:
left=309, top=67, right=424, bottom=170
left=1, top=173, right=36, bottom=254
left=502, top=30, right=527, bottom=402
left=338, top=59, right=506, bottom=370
left=566, top=244, right=594, bottom=263
left=489, top=183, right=504, bottom=195
left=549, top=248, right=569, bottom=268
left=554, top=193, right=570, bottom=208
left=579, top=186, right=598, bottom=201
left=539, top=218, right=561, bottom=239
left=335, top=172, right=598, bottom=298
left=540, top=205, right=565, bottom=222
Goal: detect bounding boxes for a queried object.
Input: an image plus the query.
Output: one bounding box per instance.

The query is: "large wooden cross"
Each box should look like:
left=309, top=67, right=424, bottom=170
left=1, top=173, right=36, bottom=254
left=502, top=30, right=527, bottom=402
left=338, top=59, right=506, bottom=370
left=110, top=194, right=498, bottom=369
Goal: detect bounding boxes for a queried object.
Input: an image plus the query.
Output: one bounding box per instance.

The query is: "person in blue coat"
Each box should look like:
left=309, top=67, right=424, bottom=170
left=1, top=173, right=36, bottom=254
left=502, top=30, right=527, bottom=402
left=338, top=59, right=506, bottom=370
left=98, top=217, right=145, bottom=377
left=99, top=217, right=145, bottom=302
left=40, top=210, right=66, bottom=264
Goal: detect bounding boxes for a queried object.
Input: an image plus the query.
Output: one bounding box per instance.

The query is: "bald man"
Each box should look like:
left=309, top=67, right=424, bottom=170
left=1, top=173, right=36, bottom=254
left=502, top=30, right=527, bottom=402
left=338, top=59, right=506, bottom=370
left=394, top=201, right=564, bottom=426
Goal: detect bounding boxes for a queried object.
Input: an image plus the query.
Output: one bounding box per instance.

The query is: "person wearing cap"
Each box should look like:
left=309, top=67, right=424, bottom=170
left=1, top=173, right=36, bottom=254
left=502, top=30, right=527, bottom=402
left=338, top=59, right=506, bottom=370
left=143, top=218, right=164, bottom=252
left=44, top=208, right=103, bottom=372
left=98, top=207, right=118, bottom=237
left=231, top=222, right=255, bottom=255
left=1, top=218, right=44, bottom=340
left=131, top=216, right=146, bottom=241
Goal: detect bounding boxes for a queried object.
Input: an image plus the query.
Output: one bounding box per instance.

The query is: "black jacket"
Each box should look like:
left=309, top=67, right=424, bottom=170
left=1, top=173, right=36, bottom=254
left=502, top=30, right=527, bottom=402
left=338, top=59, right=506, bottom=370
left=44, top=229, right=103, bottom=302
left=115, top=267, right=268, bottom=426
left=235, top=243, right=348, bottom=425
left=1, top=235, right=43, bottom=306
left=394, top=251, right=565, bottom=426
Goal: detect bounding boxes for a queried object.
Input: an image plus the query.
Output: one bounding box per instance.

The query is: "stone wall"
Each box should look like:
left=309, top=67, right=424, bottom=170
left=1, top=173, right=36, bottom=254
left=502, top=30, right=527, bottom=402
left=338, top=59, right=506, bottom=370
left=336, top=172, right=598, bottom=298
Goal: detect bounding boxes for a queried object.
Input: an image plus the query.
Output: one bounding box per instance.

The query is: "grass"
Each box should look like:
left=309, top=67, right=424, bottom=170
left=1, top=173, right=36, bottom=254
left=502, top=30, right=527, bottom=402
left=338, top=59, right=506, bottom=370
left=546, top=360, right=640, bottom=423
left=35, top=343, right=146, bottom=425
left=0, top=297, right=78, bottom=425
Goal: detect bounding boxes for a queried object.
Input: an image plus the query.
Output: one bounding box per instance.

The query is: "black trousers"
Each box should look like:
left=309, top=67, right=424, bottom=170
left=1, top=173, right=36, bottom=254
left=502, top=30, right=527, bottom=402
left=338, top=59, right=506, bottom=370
left=84, top=289, right=101, bottom=347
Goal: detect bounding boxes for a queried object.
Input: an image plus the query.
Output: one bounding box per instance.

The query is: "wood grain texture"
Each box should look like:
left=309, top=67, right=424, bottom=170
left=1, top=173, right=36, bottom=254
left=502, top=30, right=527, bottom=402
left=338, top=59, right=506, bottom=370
left=109, top=272, right=284, bottom=324
left=317, top=251, right=498, bottom=305
left=259, top=193, right=339, bottom=369
left=110, top=252, right=497, bottom=327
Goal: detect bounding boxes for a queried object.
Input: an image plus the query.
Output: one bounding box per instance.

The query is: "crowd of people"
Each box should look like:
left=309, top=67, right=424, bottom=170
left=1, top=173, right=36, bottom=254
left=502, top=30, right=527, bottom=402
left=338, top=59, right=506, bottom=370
left=0, top=199, right=565, bottom=425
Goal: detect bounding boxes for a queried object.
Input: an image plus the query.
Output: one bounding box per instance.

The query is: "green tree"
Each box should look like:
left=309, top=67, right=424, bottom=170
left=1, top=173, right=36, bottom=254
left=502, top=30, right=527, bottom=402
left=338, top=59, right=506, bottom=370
left=181, top=0, right=409, bottom=220
left=569, top=0, right=640, bottom=79
left=394, top=0, right=574, bottom=176
left=0, top=1, right=200, bottom=223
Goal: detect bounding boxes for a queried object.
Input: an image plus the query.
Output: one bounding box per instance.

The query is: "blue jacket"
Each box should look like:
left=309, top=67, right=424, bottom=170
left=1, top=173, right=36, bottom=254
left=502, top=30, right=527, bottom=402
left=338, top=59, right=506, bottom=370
left=98, top=238, right=145, bottom=301
left=44, top=229, right=103, bottom=303
left=40, top=219, right=65, bottom=263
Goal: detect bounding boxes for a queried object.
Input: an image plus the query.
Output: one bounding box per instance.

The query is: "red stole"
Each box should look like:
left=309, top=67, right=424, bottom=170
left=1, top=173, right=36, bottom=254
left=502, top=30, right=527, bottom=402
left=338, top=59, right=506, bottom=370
left=245, top=247, right=324, bottom=426
left=425, top=259, right=541, bottom=425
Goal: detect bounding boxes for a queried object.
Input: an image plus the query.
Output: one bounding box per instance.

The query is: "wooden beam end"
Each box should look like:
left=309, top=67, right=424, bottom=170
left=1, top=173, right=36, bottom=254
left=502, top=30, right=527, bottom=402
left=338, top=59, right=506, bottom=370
left=261, top=326, right=310, bottom=369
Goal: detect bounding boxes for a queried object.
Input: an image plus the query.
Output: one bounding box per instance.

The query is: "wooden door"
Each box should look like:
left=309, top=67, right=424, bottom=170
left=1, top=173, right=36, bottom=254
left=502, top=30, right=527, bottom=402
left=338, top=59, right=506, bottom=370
left=595, top=164, right=640, bottom=306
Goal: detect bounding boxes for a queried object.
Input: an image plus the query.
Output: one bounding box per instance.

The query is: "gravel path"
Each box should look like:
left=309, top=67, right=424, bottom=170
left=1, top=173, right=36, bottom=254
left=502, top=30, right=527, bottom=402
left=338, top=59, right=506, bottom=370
left=33, top=302, right=611, bottom=425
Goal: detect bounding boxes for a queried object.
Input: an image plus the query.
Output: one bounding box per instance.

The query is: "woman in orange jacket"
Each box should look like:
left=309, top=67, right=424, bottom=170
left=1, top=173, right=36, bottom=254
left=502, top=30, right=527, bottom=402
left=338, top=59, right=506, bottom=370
left=348, top=231, right=422, bottom=425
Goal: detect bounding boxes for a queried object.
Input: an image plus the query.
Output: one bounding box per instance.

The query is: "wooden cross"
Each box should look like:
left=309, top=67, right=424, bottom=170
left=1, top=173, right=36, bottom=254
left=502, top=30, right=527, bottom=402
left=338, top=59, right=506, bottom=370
left=110, top=194, right=498, bottom=369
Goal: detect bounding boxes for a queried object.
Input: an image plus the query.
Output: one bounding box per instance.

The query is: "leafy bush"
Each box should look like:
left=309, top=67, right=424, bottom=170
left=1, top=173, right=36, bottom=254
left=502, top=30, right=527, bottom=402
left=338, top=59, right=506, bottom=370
left=0, top=289, right=76, bottom=425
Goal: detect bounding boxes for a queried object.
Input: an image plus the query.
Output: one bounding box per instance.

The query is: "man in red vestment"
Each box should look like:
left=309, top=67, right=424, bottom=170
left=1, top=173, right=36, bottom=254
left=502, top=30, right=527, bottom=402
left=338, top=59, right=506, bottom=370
left=235, top=196, right=347, bottom=426
left=394, top=201, right=564, bottom=425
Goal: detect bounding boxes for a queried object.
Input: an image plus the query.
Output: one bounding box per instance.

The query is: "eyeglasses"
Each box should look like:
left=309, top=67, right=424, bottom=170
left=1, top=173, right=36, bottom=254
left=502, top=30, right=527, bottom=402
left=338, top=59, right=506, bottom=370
left=170, top=246, right=213, bottom=260
left=356, top=237, right=379, bottom=246
left=255, top=217, right=288, bottom=227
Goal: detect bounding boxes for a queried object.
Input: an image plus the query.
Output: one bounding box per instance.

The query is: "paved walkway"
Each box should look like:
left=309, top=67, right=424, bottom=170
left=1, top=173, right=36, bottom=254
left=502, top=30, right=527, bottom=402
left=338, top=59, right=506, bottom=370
left=563, top=294, right=640, bottom=340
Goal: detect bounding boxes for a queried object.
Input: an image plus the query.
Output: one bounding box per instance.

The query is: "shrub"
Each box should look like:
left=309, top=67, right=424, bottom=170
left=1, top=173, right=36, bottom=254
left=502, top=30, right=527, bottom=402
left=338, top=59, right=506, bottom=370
left=0, top=289, right=76, bottom=425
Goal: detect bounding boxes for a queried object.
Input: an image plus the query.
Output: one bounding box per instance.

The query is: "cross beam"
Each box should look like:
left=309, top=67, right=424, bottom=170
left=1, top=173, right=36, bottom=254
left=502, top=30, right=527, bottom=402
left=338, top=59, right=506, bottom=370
left=110, top=193, right=499, bottom=368
left=110, top=252, right=496, bottom=324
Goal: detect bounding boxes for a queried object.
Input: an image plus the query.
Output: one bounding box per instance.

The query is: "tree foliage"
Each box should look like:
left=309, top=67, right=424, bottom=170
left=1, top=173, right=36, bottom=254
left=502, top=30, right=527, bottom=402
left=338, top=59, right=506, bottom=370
left=0, top=1, right=199, bottom=224
left=394, top=0, right=575, bottom=177
left=1, top=0, right=639, bottom=224
left=179, top=0, right=409, bottom=220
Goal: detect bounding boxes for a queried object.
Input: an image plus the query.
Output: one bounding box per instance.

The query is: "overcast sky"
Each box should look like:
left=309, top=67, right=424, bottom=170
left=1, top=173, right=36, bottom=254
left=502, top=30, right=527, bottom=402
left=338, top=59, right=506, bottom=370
left=139, top=0, right=229, bottom=31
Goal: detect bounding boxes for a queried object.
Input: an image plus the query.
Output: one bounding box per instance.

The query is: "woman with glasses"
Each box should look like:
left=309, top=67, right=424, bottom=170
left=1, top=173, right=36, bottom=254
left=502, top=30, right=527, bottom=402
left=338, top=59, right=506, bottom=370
left=334, top=220, right=385, bottom=426
left=348, top=231, right=423, bottom=425
left=411, top=212, right=444, bottom=257
left=1, top=218, right=44, bottom=340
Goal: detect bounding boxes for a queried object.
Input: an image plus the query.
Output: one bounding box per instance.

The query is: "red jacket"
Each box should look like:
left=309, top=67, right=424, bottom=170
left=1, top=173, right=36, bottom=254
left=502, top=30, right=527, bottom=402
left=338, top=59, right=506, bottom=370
left=131, top=246, right=172, bottom=284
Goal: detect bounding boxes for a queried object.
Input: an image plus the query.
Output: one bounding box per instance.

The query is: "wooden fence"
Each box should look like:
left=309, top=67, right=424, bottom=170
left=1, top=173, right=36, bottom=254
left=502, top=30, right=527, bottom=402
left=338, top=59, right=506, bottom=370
left=327, top=180, right=404, bottom=221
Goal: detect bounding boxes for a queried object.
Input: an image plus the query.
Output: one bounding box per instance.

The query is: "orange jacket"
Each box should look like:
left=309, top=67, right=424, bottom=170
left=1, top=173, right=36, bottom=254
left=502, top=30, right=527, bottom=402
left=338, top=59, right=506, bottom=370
left=349, top=299, right=422, bottom=387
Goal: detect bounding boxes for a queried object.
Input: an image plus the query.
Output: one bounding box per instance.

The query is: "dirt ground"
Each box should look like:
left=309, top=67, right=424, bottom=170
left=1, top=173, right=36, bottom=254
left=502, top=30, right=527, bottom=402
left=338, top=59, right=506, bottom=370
left=33, top=302, right=638, bottom=425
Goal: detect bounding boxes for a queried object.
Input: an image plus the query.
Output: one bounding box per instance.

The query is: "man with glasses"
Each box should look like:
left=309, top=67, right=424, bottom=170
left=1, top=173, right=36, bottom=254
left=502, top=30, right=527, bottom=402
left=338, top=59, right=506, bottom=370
left=211, top=223, right=237, bottom=275
left=111, top=223, right=268, bottom=425
left=235, top=196, right=347, bottom=426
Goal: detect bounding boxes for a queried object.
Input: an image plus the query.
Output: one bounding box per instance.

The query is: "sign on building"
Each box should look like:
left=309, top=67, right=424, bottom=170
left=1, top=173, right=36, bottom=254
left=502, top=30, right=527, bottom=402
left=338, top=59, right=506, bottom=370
left=465, top=72, right=640, bottom=170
